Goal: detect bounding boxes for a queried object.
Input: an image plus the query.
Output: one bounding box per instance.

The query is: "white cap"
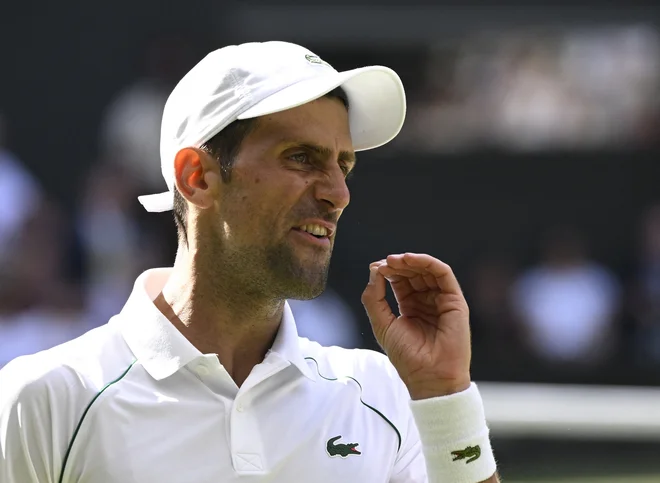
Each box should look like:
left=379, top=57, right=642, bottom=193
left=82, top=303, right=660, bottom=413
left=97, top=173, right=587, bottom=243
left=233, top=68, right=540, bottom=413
left=137, top=41, right=406, bottom=212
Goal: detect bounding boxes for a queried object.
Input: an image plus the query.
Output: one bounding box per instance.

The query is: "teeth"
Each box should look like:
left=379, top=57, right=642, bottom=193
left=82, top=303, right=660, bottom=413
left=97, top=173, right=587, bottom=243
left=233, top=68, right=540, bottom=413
left=300, top=224, right=328, bottom=237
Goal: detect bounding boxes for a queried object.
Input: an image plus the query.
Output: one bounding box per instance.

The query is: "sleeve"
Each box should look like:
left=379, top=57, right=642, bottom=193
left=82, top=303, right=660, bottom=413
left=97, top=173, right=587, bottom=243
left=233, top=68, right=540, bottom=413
left=388, top=402, right=428, bottom=482
left=384, top=357, right=428, bottom=483
left=348, top=350, right=429, bottom=483
left=0, top=356, right=60, bottom=483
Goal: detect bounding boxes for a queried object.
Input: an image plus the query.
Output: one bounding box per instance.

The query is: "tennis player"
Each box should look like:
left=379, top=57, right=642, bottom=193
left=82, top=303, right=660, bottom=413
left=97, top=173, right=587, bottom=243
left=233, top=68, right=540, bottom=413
left=0, top=41, right=499, bottom=482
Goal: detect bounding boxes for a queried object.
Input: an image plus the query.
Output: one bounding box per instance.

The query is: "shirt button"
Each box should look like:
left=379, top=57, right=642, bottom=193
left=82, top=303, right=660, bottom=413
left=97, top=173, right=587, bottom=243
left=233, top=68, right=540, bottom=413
left=196, top=365, right=210, bottom=376
left=236, top=404, right=244, bottom=412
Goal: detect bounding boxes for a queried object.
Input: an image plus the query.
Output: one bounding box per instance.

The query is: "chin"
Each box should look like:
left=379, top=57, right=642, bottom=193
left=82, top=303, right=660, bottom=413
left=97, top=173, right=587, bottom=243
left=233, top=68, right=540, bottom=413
left=285, top=274, right=327, bottom=301
left=283, top=263, right=329, bottom=300
left=267, top=245, right=331, bottom=299
left=290, top=286, right=325, bottom=301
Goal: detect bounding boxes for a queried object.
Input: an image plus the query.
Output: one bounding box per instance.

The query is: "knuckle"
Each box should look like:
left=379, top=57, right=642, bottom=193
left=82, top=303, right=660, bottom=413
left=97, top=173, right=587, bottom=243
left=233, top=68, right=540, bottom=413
left=360, top=290, right=370, bottom=305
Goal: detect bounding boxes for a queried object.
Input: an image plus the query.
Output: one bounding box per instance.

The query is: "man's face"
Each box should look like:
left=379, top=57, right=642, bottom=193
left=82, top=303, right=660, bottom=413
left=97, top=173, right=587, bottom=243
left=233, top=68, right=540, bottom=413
left=201, top=96, right=355, bottom=300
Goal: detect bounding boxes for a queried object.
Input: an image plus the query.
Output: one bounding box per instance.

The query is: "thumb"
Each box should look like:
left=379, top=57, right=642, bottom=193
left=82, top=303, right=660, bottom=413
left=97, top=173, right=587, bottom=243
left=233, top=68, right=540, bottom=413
left=361, top=264, right=396, bottom=339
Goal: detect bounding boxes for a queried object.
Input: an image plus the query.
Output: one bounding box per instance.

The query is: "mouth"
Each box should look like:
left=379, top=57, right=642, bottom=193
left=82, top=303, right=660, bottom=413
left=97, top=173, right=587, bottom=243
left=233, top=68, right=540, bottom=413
left=290, top=222, right=335, bottom=248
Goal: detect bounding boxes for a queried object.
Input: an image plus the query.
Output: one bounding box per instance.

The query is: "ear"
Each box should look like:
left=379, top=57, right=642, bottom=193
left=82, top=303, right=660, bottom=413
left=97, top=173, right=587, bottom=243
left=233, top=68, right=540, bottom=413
left=173, top=147, right=221, bottom=210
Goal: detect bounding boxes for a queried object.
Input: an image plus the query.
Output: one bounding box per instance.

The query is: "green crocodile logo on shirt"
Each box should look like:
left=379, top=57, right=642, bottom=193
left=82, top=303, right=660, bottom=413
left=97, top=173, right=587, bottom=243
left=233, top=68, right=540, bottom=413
left=451, top=445, right=481, bottom=464
left=326, top=435, right=361, bottom=458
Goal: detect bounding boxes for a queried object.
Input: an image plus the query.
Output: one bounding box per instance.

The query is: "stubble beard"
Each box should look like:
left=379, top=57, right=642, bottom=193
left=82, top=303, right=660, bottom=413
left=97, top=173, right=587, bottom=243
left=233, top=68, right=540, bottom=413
left=208, top=234, right=332, bottom=303
left=264, top=240, right=332, bottom=300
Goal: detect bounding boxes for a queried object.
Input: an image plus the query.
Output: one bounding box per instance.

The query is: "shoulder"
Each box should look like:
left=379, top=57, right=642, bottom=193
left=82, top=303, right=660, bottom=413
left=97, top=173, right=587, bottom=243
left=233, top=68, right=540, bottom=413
left=0, top=321, right=134, bottom=423
left=299, top=338, right=411, bottom=402
left=0, top=322, right=133, bottom=479
left=299, top=339, right=417, bottom=452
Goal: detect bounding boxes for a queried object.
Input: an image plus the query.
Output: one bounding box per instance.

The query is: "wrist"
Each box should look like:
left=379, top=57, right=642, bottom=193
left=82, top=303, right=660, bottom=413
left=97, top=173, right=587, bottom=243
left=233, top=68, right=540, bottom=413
left=407, top=377, right=472, bottom=400
left=409, top=382, right=497, bottom=483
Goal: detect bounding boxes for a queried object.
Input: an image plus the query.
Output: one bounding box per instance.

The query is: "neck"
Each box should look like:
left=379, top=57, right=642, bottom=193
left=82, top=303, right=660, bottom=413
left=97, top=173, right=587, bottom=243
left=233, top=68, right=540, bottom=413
left=157, top=245, right=285, bottom=387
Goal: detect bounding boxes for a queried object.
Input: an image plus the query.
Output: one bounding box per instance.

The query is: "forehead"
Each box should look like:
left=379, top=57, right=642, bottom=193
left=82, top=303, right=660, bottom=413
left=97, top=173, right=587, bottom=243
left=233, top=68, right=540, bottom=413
left=249, top=97, right=353, bottom=149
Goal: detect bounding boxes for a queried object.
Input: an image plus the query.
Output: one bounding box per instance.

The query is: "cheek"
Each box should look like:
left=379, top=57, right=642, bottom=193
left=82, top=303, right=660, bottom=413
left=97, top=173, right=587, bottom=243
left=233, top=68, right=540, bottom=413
left=227, top=171, right=309, bottom=233
left=226, top=190, right=281, bottom=235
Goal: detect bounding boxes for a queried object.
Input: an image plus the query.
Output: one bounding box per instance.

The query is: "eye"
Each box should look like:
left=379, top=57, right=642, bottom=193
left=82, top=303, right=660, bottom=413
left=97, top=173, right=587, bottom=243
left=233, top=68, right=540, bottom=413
left=340, top=163, right=354, bottom=179
left=289, top=152, right=310, bottom=165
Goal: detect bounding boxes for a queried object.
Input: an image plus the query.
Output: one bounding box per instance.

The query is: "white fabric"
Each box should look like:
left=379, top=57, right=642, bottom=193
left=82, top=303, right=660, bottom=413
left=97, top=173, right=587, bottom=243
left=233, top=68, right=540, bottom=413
left=0, top=267, right=489, bottom=482
left=410, top=384, right=497, bottom=483
left=137, top=41, right=406, bottom=212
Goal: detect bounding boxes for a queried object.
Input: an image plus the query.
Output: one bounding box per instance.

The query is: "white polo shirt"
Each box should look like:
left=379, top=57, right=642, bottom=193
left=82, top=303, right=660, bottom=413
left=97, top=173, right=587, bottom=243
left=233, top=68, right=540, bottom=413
left=1, top=268, right=429, bottom=482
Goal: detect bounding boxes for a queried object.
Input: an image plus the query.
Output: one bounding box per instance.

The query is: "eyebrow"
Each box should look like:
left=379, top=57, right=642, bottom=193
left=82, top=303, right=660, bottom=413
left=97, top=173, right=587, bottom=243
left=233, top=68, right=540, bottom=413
left=290, top=142, right=357, bottom=165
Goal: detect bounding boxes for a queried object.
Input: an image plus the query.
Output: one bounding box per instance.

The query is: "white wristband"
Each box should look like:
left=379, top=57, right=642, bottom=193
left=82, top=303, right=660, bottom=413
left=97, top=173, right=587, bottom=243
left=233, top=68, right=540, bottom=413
left=409, top=382, right=496, bottom=483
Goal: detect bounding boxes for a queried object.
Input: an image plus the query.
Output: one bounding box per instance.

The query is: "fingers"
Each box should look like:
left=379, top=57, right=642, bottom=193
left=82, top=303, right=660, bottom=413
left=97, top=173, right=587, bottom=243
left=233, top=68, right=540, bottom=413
left=386, top=253, right=462, bottom=295
left=423, top=273, right=439, bottom=289
left=378, top=264, right=428, bottom=291
left=361, top=264, right=397, bottom=336
left=364, top=253, right=461, bottom=316
left=376, top=264, right=417, bottom=283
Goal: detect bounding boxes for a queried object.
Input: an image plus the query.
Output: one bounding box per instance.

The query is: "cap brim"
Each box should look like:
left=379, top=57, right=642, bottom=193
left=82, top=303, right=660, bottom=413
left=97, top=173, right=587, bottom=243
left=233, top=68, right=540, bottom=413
left=138, top=191, right=174, bottom=213
left=238, top=66, right=406, bottom=151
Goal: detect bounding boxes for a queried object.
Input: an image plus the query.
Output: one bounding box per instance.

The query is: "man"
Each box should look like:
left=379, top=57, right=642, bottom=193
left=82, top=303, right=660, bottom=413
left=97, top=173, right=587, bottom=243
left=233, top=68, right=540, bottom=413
left=0, top=41, right=499, bottom=482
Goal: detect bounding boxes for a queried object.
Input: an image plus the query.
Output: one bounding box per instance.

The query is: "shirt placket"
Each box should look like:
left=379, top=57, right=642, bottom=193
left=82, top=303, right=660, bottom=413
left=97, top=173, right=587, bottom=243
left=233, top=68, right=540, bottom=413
left=229, top=355, right=292, bottom=475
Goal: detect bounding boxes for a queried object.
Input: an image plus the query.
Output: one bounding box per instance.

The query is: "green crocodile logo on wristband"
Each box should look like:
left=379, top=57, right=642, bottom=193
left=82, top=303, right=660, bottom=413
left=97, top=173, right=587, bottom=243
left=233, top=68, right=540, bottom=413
left=451, top=445, right=481, bottom=464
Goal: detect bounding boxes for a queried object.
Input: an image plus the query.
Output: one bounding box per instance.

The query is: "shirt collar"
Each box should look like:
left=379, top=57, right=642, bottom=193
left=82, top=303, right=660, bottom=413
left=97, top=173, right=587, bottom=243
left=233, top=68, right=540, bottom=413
left=270, top=301, right=316, bottom=381
left=117, top=267, right=315, bottom=382
left=117, top=268, right=202, bottom=380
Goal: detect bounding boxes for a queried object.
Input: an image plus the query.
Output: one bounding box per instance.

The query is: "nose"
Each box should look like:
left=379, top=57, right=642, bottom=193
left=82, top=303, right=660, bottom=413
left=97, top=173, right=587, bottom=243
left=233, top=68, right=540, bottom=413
left=315, top=165, right=350, bottom=212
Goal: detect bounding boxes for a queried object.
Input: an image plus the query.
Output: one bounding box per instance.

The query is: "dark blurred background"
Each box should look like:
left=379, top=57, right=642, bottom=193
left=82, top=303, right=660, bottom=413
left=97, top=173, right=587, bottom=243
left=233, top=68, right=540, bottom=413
left=1, top=1, right=660, bottom=481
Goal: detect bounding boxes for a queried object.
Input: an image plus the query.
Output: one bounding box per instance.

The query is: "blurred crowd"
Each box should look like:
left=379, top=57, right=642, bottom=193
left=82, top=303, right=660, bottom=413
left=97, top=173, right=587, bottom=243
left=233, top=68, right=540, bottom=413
left=396, top=25, right=660, bottom=153
left=465, top=214, right=660, bottom=382
left=1, top=26, right=660, bottom=388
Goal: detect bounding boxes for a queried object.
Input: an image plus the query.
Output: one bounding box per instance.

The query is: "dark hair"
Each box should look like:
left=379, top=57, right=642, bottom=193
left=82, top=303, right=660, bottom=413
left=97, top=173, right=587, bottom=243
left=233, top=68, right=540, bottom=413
left=173, top=86, right=349, bottom=245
